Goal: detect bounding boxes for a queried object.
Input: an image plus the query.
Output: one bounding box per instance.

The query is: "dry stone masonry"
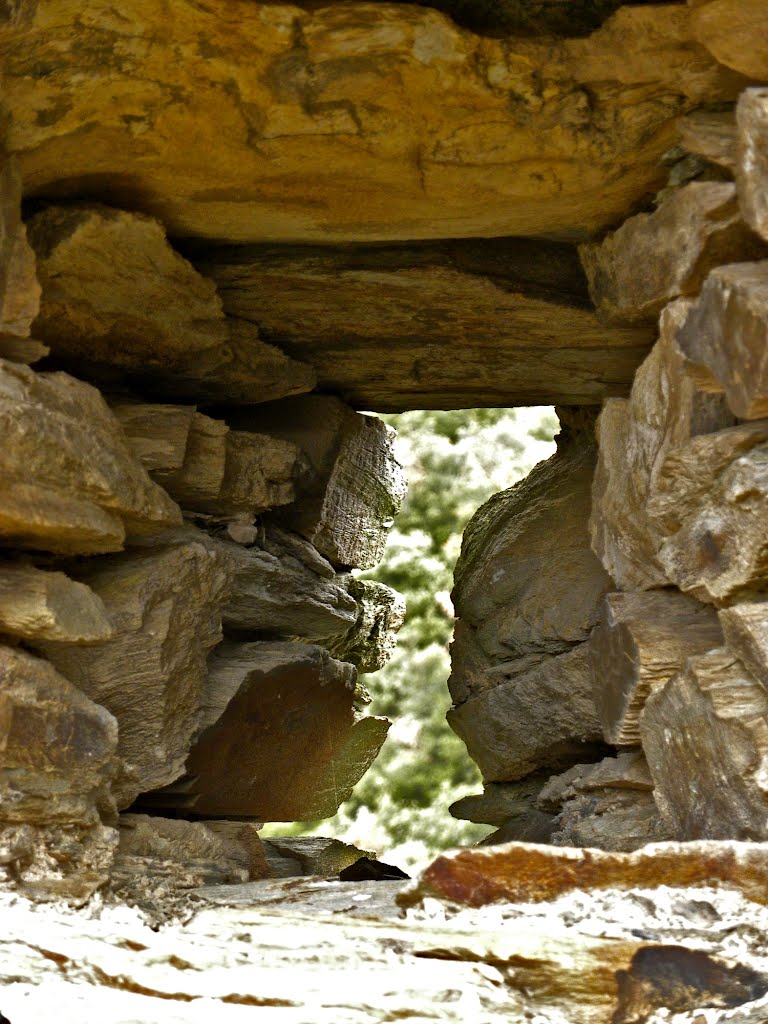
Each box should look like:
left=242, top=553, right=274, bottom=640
left=4, top=1, right=768, bottom=1019
left=450, top=76, right=768, bottom=857
left=0, top=136, right=407, bottom=897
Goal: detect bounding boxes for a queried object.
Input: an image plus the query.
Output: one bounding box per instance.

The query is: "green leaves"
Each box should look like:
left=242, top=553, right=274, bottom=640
left=262, top=407, right=558, bottom=868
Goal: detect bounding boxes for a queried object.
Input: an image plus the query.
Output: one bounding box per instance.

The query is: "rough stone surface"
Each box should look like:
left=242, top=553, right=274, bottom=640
left=0, top=4, right=747, bottom=244
left=12, top=885, right=768, bottom=1024
left=110, top=401, right=196, bottom=474
left=537, top=753, right=673, bottom=852
left=719, top=601, right=768, bottom=690
left=449, top=776, right=548, bottom=828
left=36, top=537, right=230, bottom=808
left=215, top=528, right=358, bottom=640
left=679, top=110, right=738, bottom=172
left=170, top=642, right=389, bottom=820
left=590, top=300, right=735, bottom=590
left=27, top=205, right=315, bottom=403
left=113, top=815, right=252, bottom=891
left=658, top=442, right=768, bottom=605
left=737, top=89, right=768, bottom=244
left=329, top=578, right=406, bottom=674
left=149, top=411, right=229, bottom=507
left=0, top=159, right=40, bottom=346
left=647, top=419, right=768, bottom=537
left=115, top=402, right=307, bottom=518
left=404, top=840, right=768, bottom=909
left=197, top=430, right=305, bottom=518
left=229, top=397, right=405, bottom=570
left=641, top=649, right=768, bottom=840
left=0, top=359, right=181, bottom=554
left=0, top=645, right=119, bottom=903
left=691, top=1, right=768, bottom=82
left=451, top=428, right=611, bottom=703
left=579, top=182, right=767, bottom=325
left=591, top=396, right=663, bottom=588
left=447, top=642, right=603, bottom=783
left=203, top=239, right=653, bottom=410
left=677, top=261, right=768, bottom=420
left=194, top=876, right=406, bottom=917
left=0, top=561, right=113, bottom=643
left=588, top=589, right=723, bottom=746
left=261, top=837, right=371, bottom=878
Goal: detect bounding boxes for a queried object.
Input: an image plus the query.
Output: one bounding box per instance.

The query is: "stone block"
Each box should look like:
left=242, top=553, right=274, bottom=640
left=0, top=359, right=181, bottom=554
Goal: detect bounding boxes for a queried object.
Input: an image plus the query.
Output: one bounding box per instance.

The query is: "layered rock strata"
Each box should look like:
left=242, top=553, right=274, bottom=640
left=202, top=239, right=653, bottom=409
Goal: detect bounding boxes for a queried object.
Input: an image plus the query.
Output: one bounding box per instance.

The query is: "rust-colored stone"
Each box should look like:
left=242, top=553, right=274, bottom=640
left=403, top=840, right=768, bottom=909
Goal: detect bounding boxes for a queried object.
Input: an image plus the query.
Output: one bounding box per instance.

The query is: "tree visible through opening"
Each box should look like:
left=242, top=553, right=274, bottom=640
left=262, top=407, right=559, bottom=869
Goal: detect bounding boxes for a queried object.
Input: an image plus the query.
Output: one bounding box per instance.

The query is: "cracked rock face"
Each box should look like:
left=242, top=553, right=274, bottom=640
left=0, top=2, right=748, bottom=243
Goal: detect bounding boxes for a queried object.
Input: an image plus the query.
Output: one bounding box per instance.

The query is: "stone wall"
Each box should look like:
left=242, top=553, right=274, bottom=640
left=1, top=0, right=768, bottom=903
left=450, top=82, right=768, bottom=851
left=0, top=165, right=409, bottom=899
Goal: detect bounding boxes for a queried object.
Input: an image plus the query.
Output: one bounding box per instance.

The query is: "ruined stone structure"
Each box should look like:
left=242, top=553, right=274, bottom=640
left=3, top=2, right=768, bottom=1017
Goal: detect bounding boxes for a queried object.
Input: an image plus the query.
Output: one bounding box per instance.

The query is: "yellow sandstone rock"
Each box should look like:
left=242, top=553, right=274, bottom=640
left=0, top=2, right=748, bottom=243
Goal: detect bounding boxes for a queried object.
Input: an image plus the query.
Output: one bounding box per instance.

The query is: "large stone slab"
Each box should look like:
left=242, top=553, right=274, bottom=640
left=0, top=645, right=118, bottom=903
left=737, top=89, right=768, bottom=244
left=172, top=642, right=389, bottom=820
left=0, top=359, right=181, bottom=554
left=677, top=261, right=768, bottom=420
left=0, top=3, right=747, bottom=244
left=447, top=642, right=603, bottom=782
left=37, top=537, right=231, bottom=808
left=588, top=589, right=722, bottom=746
left=27, top=205, right=315, bottom=403
left=451, top=426, right=611, bottom=702
left=202, top=239, right=653, bottom=410
left=11, top=885, right=768, bottom=1024
left=579, top=182, right=767, bottom=325
left=228, top=397, right=405, bottom=570
left=642, top=650, right=768, bottom=840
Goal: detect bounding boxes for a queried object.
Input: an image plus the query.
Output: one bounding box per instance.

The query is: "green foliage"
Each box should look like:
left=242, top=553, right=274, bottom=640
left=262, top=407, right=558, bottom=869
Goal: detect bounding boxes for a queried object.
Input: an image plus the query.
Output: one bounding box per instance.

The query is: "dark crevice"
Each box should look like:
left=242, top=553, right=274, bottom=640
left=252, top=0, right=679, bottom=39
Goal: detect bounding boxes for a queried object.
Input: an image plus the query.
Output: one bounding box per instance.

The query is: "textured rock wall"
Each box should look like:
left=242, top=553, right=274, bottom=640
left=450, top=73, right=768, bottom=852
left=3, top=0, right=768, bottom=905
left=0, top=164, right=407, bottom=900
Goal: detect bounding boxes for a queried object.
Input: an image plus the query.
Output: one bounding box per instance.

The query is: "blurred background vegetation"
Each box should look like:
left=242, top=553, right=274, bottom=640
left=262, top=407, right=558, bottom=870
